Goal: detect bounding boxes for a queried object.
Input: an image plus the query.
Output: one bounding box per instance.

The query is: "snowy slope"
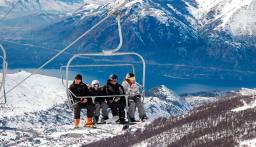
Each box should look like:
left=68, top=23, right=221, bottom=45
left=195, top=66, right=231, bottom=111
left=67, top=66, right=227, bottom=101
left=0, top=71, right=188, bottom=146
left=239, top=138, right=256, bottom=147
left=89, top=94, right=256, bottom=146
left=0, top=71, right=66, bottom=117
left=185, top=95, right=217, bottom=107
left=146, top=85, right=192, bottom=118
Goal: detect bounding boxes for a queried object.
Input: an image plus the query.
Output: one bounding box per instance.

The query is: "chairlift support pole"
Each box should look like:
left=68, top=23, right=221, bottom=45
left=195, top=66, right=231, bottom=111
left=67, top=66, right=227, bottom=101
left=0, top=44, right=7, bottom=104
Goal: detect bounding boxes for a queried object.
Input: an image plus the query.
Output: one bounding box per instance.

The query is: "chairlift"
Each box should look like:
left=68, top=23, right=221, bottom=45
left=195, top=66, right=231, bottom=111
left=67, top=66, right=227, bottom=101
left=64, top=15, right=146, bottom=110
left=0, top=44, right=8, bottom=104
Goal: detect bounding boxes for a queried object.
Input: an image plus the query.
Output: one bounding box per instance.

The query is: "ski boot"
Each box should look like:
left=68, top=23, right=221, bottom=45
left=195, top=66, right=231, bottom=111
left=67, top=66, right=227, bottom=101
left=74, top=119, right=80, bottom=129
left=84, top=117, right=96, bottom=128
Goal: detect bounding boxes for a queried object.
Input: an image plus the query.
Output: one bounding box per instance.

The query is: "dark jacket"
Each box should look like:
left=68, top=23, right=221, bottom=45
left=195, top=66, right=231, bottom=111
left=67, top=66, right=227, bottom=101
left=69, top=81, right=92, bottom=103
left=89, top=86, right=106, bottom=103
left=103, top=80, right=125, bottom=101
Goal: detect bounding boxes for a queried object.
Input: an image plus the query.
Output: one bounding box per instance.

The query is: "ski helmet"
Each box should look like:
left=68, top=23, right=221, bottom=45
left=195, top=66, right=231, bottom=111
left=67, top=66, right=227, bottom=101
left=75, top=74, right=82, bottom=80
left=125, top=73, right=135, bottom=79
left=91, top=80, right=100, bottom=86
left=109, top=74, right=118, bottom=80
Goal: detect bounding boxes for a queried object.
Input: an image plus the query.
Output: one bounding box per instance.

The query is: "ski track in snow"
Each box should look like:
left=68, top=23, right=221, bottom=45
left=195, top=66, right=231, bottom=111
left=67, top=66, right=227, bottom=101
left=232, top=88, right=256, bottom=112
left=232, top=98, right=256, bottom=112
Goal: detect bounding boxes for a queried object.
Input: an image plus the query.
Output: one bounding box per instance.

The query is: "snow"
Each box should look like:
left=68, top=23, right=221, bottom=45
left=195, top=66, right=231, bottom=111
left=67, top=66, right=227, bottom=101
left=0, top=71, right=183, bottom=146
left=187, top=0, right=255, bottom=34
left=0, top=0, right=6, bottom=6
left=239, top=88, right=256, bottom=96
left=185, top=96, right=217, bottom=108
left=40, top=0, right=81, bottom=12
left=0, top=0, right=85, bottom=16
left=232, top=99, right=256, bottom=112
left=0, top=71, right=67, bottom=117
left=82, top=0, right=115, bottom=5
left=124, top=0, right=143, bottom=8
left=191, top=0, right=253, bottom=23
left=239, top=137, right=256, bottom=147
left=231, top=88, right=256, bottom=112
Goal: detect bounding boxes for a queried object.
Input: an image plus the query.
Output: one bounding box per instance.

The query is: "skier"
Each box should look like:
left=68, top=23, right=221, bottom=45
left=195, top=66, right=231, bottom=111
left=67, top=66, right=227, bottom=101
left=69, top=74, right=95, bottom=128
left=122, top=73, right=148, bottom=122
left=103, top=74, right=126, bottom=124
left=89, top=80, right=109, bottom=123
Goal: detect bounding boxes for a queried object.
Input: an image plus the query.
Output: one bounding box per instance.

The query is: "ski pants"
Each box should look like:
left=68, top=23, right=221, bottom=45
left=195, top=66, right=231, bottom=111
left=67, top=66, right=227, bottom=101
left=108, top=97, right=126, bottom=120
left=128, top=95, right=146, bottom=119
left=94, top=101, right=109, bottom=118
left=73, top=102, right=95, bottom=119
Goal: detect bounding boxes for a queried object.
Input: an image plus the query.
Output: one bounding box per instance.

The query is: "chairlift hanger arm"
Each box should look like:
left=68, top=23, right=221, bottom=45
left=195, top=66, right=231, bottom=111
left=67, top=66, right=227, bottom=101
left=102, top=14, right=123, bottom=54
left=0, top=44, right=7, bottom=60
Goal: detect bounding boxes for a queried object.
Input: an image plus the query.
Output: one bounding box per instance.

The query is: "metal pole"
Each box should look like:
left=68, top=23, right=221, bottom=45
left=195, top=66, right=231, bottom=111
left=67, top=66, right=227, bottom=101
left=0, top=44, right=7, bottom=104
left=60, top=64, right=135, bottom=86
left=103, top=15, right=123, bottom=53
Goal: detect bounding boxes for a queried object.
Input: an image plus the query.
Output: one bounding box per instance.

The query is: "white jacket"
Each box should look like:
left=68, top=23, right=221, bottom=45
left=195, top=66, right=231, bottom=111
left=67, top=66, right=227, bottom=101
left=122, top=80, right=141, bottom=95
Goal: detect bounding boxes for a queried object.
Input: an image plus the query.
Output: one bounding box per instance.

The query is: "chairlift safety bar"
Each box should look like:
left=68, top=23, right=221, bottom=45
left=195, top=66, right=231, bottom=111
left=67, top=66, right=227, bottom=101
left=60, top=63, right=135, bottom=86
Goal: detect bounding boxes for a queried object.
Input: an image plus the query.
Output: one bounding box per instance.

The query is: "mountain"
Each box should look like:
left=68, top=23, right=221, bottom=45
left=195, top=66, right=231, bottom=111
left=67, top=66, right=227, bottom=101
left=87, top=94, right=256, bottom=147
left=0, top=0, right=83, bottom=37
left=0, top=0, right=256, bottom=88
left=145, top=85, right=192, bottom=118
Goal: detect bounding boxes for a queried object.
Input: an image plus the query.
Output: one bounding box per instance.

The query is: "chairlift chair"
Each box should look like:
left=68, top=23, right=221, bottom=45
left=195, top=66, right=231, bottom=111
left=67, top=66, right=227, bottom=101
left=0, top=44, right=8, bottom=104
left=64, top=15, right=146, bottom=110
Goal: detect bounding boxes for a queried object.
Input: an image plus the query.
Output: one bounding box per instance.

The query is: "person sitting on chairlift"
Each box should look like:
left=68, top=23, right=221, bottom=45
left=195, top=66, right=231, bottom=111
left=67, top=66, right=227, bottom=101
left=122, top=73, right=148, bottom=122
left=89, top=80, right=109, bottom=123
left=69, top=74, right=95, bottom=128
left=103, top=74, right=126, bottom=124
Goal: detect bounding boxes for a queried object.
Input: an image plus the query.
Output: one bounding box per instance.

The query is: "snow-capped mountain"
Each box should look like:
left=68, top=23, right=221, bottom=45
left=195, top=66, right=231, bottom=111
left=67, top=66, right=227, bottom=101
left=145, top=85, right=192, bottom=118
left=187, top=0, right=256, bottom=35
left=0, top=0, right=83, bottom=34
left=0, top=0, right=256, bottom=86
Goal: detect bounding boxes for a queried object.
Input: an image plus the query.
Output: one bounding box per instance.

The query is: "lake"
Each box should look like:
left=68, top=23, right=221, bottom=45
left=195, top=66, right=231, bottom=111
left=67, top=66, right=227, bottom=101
left=5, top=68, right=256, bottom=95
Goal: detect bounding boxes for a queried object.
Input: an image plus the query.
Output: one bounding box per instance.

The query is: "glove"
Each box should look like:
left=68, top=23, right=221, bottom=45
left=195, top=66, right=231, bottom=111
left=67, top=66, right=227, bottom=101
left=114, top=97, right=121, bottom=102
left=80, top=98, right=88, bottom=103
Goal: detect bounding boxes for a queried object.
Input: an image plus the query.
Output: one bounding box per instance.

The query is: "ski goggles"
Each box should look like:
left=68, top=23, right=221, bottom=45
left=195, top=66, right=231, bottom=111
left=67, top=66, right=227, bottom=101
left=111, top=78, right=118, bottom=82
left=93, top=84, right=99, bottom=88
left=127, top=77, right=135, bottom=81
